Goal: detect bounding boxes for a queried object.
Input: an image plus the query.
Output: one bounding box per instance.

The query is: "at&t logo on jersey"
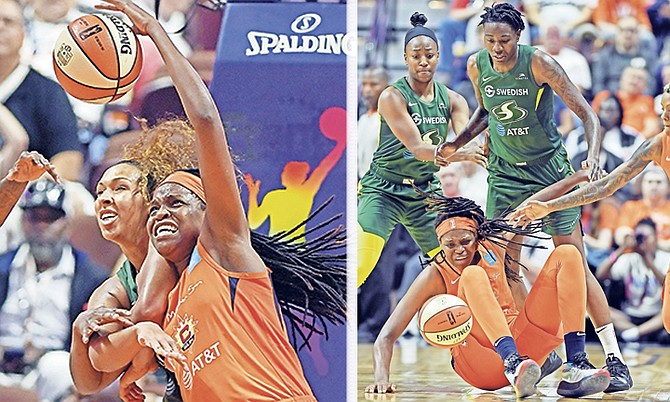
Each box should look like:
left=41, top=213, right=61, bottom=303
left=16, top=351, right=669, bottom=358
left=246, top=13, right=354, bottom=56
left=175, top=315, right=198, bottom=352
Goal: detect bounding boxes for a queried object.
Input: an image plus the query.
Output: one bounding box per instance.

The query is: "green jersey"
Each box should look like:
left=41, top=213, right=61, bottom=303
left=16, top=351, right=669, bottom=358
left=476, top=45, right=562, bottom=165
left=116, top=259, right=138, bottom=306
left=373, top=77, right=451, bottom=179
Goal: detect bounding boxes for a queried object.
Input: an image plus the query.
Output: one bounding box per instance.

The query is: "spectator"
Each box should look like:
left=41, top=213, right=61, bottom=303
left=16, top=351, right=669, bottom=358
left=0, top=179, right=107, bottom=401
left=592, top=0, right=652, bottom=37
left=647, top=0, right=670, bottom=56
left=596, top=218, right=669, bottom=343
left=536, top=25, right=592, bottom=95
left=566, top=93, right=645, bottom=163
left=523, top=0, right=596, bottom=37
left=358, top=66, right=388, bottom=180
left=591, top=16, right=657, bottom=96
left=0, top=0, right=83, bottom=182
left=615, top=168, right=670, bottom=250
left=592, top=66, right=661, bottom=138
left=582, top=198, right=620, bottom=270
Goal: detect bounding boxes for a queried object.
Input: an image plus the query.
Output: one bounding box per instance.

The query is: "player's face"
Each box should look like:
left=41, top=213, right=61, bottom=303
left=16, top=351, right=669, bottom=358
left=439, top=229, right=478, bottom=270
left=482, top=22, right=520, bottom=67
left=661, top=93, right=670, bottom=130
left=404, top=36, right=439, bottom=83
left=95, top=163, right=148, bottom=246
left=148, top=183, right=205, bottom=265
left=0, top=0, right=24, bottom=59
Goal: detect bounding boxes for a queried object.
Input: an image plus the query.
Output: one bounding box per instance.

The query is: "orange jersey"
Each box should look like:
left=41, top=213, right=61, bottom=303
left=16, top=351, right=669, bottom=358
left=434, top=239, right=519, bottom=335
left=163, top=241, right=315, bottom=402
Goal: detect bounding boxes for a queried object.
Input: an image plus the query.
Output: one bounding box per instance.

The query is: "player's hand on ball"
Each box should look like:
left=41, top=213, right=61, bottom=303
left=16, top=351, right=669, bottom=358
left=365, top=382, right=397, bottom=394
left=95, top=0, right=155, bottom=35
left=7, top=151, right=59, bottom=184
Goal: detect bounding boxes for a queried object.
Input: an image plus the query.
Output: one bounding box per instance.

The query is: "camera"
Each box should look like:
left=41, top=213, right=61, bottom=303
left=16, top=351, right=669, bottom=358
left=635, top=232, right=646, bottom=245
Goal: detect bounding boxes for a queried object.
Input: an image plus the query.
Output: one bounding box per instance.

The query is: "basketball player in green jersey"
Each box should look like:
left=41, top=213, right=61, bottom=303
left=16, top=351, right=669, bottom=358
left=357, top=12, right=484, bottom=287
left=436, top=3, right=632, bottom=392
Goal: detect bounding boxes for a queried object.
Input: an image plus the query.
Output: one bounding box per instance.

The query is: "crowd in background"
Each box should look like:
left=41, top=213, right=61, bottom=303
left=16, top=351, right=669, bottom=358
left=358, top=0, right=670, bottom=348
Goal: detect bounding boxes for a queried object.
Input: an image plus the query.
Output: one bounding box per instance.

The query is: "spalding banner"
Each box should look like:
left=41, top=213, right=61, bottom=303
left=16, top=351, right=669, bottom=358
left=210, top=3, right=348, bottom=402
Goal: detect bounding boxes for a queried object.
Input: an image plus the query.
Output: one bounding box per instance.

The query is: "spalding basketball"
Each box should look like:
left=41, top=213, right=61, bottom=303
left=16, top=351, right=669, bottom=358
left=53, top=14, right=143, bottom=104
left=418, top=294, right=472, bottom=348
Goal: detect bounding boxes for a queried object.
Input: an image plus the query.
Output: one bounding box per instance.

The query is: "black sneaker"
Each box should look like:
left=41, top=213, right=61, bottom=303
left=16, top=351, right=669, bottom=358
left=537, top=350, right=562, bottom=384
left=604, top=353, right=633, bottom=393
left=503, top=352, right=541, bottom=398
left=557, top=352, right=610, bottom=398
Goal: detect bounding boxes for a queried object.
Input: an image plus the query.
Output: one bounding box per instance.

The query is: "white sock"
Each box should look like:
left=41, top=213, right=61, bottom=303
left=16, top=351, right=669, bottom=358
left=595, top=323, right=625, bottom=363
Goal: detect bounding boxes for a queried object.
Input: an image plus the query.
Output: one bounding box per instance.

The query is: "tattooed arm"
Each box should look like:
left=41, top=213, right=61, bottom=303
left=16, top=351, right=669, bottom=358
left=532, top=49, right=603, bottom=181
left=436, top=54, right=489, bottom=159
left=509, top=135, right=661, bottom=227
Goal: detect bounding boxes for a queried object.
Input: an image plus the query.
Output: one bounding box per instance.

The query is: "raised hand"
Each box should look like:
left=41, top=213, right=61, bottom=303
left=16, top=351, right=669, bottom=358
left=74, top=307, right=134, bottom=344
left=7, top=151, right=58, bottom=183
left=95, top=0, right=154, bottom=35
left=244, top=173, right=261, bottom=196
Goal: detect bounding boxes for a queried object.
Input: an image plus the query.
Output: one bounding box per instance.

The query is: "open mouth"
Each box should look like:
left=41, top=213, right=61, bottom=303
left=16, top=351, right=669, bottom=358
left=98, top=209, right=118, bottom=225
left=154, top=222, right=178, bottom=239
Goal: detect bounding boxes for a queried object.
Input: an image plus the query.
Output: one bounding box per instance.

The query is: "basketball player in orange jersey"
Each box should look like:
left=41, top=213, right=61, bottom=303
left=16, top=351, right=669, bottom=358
left=509, top=84, right=670, bottom=336
left=89, top=0, right=317, bottom=400
left=366, top=194, right=610, bottom=399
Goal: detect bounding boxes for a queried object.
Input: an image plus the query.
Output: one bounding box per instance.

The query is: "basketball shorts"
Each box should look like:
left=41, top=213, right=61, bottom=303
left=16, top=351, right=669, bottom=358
left=486, top=146, right=580, bottom=236
left=357, top=170, right=440, bottom=254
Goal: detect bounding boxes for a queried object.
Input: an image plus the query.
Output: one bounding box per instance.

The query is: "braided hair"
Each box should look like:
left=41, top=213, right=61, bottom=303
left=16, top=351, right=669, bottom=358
left=252, top=196, right=346, bottom=350
left=416, top=187, right=545, bottom=282
left=478, top=2, right=525, bottom=31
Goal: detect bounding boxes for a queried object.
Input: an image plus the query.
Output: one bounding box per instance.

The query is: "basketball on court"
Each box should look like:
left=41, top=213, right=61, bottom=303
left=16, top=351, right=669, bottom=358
left=418, top=294, right=472, bottom=348
left=53, top=14, right=143, bottom=104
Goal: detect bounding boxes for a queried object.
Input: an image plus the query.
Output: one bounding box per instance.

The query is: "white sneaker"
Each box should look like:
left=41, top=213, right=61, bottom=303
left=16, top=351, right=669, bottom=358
left=557, top=352, right=610, bottom=398
left=503, top=353, right=541, bottom=398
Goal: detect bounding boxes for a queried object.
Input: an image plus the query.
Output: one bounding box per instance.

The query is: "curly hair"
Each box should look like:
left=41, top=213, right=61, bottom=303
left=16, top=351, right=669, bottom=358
left=478, top=2, right=526, bottom=31
left=122, top=118, right=199, bottom=200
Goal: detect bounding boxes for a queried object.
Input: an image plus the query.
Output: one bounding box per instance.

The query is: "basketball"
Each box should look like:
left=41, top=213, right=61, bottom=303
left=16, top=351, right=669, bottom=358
left=53, top=14, right=143, bottom=104
left=418, top=294, right=472, bottom=348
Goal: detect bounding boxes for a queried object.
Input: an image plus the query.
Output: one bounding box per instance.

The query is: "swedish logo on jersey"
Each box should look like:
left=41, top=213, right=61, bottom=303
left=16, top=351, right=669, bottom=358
left=491, top=100, right=528, bottom=125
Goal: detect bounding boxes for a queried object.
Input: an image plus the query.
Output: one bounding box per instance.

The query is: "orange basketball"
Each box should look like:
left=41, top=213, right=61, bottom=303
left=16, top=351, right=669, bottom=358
left=418, top=294, right=472, bottom=348
left=53, top=14, right=143, bottom=104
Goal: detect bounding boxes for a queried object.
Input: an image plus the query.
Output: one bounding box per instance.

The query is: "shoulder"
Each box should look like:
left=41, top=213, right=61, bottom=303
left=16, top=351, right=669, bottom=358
left=378, top=86, right=407, bottom=112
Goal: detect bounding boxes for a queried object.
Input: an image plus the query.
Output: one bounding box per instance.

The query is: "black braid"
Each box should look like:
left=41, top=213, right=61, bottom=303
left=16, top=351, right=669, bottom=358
left=478, top=2, right=525, bottom=31
left=415, top=185, right=546, bottom=282
left=251, top=196, right=346, bottom=351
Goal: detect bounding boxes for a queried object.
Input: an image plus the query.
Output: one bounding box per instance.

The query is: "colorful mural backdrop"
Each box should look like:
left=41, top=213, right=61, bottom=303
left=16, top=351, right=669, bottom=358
left=210, top=3, right=349, bottom=401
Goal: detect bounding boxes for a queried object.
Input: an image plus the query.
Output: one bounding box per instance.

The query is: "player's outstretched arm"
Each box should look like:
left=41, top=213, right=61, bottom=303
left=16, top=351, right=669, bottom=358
left=437, top=55, right=488, bottom=160
left=367, top=266, right=445, bottom=394
left=509, top=136, right=661, bottom=228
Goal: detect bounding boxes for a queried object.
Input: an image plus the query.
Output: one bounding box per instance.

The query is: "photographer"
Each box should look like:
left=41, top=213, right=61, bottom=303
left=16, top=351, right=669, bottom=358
left=596, top=218, right=670, bottom=343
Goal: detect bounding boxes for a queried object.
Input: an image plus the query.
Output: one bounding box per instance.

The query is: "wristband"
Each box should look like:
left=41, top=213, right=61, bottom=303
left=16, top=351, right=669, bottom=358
left=581, top=160, right=590, bottom=170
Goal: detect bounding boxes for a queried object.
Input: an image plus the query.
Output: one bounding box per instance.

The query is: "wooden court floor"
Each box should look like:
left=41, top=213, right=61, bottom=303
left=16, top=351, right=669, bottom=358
left=358, top=342, right=670, bottom=401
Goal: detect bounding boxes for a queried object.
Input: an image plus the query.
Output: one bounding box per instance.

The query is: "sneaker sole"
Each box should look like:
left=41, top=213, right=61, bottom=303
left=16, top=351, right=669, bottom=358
left=557, top=369, right=610, bottom=398
left=515, top=360, right=541, bottom=398
left=604, top=378, right=633, bottom=393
